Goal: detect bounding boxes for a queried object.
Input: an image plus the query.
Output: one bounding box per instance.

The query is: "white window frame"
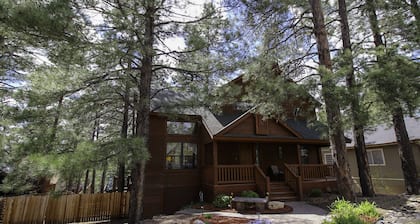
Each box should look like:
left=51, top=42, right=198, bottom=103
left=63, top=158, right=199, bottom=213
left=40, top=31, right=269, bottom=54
left=366, top=148, right=386, bottom=166
left=323, top=153, right=334, bottom=165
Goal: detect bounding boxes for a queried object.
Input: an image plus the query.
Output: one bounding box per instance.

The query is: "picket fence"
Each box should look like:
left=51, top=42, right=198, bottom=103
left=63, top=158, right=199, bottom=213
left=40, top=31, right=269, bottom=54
left=0, top=192, right=129, bottom=224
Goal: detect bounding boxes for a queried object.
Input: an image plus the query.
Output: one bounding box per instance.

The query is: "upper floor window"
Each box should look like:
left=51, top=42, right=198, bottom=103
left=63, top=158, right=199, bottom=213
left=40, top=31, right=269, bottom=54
left=166, top=142, right=197, bottom=169
left=167, top=121, right=196, bottom=135
left=367, top=149, right=385, bottom=166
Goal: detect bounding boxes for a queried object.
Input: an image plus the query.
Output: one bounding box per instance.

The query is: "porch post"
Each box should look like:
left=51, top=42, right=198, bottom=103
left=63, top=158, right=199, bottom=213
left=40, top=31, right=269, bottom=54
left=297, top=144, right=303, bottom=177
left=213, top=141, right=218, bottom=184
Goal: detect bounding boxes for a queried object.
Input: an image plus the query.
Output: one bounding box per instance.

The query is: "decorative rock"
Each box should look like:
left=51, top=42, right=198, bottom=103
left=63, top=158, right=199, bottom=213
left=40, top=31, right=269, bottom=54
left=268, top=201, right=284, bottom=210
left=193, top=219, right=206, bottom=224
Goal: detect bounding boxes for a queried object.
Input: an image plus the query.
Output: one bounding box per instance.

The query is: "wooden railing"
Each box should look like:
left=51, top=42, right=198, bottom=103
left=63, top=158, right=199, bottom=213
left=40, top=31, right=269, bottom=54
left=287, top=164, right=335, bottom=180
left=284, top=164, right=303, bottom=200
left=254, top=165, right=270, bottom=197
left=216, top=165, right=255, bottom=184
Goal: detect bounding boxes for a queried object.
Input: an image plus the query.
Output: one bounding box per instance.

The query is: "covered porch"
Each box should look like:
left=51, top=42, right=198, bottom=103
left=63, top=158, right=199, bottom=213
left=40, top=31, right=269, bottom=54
left=201, top=140, right=336, bottom=201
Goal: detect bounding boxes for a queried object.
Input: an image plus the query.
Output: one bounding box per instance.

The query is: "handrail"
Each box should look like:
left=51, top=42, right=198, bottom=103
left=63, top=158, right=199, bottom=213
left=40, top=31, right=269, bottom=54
left=254, top=165, right=271, bottom=198
left=284, top=164, right=303, bottom=200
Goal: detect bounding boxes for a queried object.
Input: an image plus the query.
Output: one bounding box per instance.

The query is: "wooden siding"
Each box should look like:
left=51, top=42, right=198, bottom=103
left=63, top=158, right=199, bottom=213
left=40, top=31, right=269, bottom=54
left=1, top=192, right=129, bottom=224
left=346, top=143, right=420, bottom=194
left=222, top=115, right=297, bottom=137
left=142, top=114, right=203, bottom=218
left=217, top=142, right=254, bottom=165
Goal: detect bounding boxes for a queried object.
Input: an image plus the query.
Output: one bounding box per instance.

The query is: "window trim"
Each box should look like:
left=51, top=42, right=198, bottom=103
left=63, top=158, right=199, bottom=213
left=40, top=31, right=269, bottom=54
left=366, top=148, right=386, bottom=166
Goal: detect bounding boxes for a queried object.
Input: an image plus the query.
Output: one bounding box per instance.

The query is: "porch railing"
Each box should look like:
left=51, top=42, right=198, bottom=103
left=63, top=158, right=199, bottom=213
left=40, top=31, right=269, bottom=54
left=254, top=165, right=270, bottom=197
left=284, top=164, right=303, bottom=200
left=287, top=164, right=335, bottom=180
left=216, top=165, right=255, bottom=184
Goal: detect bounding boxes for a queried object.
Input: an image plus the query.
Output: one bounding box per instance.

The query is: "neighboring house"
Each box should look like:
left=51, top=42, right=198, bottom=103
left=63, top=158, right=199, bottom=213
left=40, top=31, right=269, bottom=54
left=323, top=117, right=420, bottom=194
left=140, top=75, right=336, bottom=217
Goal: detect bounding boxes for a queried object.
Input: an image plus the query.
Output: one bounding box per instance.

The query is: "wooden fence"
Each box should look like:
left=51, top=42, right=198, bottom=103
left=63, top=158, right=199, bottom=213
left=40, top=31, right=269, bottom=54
left=0, top=192, right=129, bottom=224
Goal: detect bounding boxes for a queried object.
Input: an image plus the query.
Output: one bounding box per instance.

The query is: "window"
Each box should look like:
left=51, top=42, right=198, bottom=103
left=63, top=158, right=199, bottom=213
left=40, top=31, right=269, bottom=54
left=167, top=121, right=196, bottom=135
left=367, top=149, right=385, bottom=166
left=166, top=142, right=197, bottom=169
left=323, top=153, right=334, bottom=165
left=300, top=147, right=309, bottom=164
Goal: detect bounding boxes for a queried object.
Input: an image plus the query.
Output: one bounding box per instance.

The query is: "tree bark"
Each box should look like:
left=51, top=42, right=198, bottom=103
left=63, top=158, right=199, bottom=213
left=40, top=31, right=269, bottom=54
left=100, top=163, right=107, bottom=193
left=49, top=94, right=64, bottom=149
left=83, top=169, right=89, bottom=194
left=392, top=108, right=419, bottom=194
left=338, top=0, right=375, bottom=197
left=118, top=80, right=130, bottom=193
left=309, top=0, right=355, bottom=201
left=366, top=0, right=419, bottom=195
left=128, top=2, right=155, bottom=223
left=76, top=173, right=81, bottom=193
left=91, top=169, right=96, bottom=193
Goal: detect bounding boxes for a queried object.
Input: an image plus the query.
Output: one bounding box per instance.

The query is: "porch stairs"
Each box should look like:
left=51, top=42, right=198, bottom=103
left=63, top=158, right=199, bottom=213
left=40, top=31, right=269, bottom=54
left=269, top=182, right=297, bottom=201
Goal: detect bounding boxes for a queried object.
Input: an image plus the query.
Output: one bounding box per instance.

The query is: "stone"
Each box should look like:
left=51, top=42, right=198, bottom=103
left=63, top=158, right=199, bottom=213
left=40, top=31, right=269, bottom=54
left=193, top=219, right=206, bottom=224
left=268, top=201, right=284, bottom=210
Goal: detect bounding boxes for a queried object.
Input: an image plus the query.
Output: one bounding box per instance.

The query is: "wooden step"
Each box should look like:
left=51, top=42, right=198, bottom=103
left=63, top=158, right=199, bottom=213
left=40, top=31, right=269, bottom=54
left=269, top=182, right=297, bottom=201
left=270, top=195, right=297, bottom=201
left=270, top=191, right=296, bottom=197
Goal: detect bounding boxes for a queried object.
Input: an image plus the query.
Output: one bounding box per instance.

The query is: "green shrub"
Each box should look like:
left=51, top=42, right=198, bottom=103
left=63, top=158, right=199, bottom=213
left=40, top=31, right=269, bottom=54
left=355, top=201, right=380, bottom=219
left=240, top=190, right=259, bottom=198
left=309, top=188, right=322, bottom=197
left=323, top=199, right=380, bottom=224
left=212, top=194, right=232, bottom=208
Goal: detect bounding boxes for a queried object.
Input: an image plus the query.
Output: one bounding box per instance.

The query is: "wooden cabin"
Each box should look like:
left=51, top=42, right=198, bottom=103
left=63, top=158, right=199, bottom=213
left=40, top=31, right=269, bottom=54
left=141, top=76, right=337, bottom=217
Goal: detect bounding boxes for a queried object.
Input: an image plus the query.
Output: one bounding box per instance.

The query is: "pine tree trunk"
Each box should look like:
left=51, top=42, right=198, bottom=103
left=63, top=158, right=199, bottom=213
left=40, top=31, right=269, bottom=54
left=49, top=94, right=64, bottom=148
left=119, top=80, right=129, bottom=193
left=338, top=0, right=375, bottom=197
left=76, top=174, right=81, bottom=193
left=132, top=92, right=137, bottom=136
left=366, top=0, right=419, bottom=195
left=83, top=169, right=89, bottom=194
left=100, top=164, right=107, bottom=193
left=128, top=2, right=155, bottom=223
left=392, top=108, right=419, bottom=194
left=309, top=0, right=355, bottom=201
left=91, top=169, right=96, bottom=193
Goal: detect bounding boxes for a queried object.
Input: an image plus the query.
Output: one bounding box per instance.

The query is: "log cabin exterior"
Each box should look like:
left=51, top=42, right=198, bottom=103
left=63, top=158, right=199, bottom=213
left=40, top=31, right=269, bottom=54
left=141, top=76, right=337, bottom=217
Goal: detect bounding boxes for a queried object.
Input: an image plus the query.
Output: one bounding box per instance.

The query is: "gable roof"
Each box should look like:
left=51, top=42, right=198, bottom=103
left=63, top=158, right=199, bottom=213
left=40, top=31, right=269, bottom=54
left=346, top=116, right=420, bottom=147
left=284, top=119, right=325, bottom=140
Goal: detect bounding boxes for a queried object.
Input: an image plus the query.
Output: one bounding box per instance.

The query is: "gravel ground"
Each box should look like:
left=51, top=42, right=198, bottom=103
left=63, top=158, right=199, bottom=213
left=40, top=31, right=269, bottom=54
left=306, top=193, right=420, bottom=224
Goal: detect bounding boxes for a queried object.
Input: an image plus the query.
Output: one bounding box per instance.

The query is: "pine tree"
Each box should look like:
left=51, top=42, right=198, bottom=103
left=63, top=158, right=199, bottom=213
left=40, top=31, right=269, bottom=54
left=338, top=0, right=374, bottom=197
left=365, top=0, right=419, bottom=195
left=308, top=0, right=355, bottom=201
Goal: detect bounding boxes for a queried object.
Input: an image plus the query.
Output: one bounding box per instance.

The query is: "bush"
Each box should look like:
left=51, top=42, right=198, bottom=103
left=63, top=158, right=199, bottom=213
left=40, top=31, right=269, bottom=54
left=241, top=190, right=259, bottom=198
left=309, top=188, right=322, bottom=197
left=212, top=194, right=232, bottom=208
left=323, top=199, right=380, bottom=224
